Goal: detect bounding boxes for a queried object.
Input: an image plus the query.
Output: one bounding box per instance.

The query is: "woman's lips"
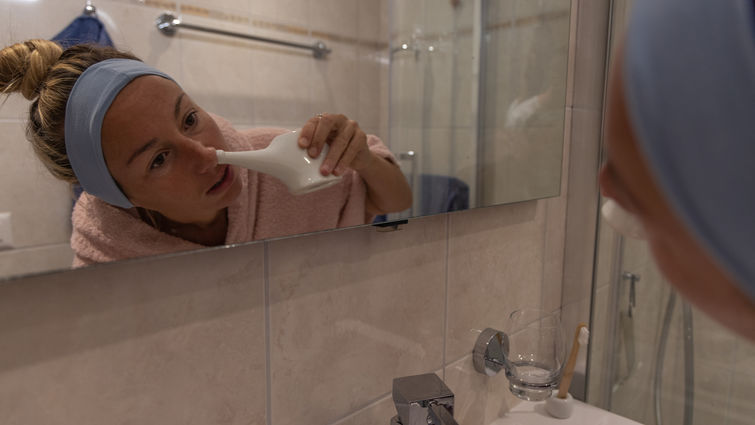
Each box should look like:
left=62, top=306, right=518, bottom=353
left=207, top=165, right=232, bottom=194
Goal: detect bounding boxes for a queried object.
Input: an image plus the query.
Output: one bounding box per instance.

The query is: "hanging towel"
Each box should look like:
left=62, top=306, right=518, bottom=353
left=52, top=14, right=113, bottom=48
left=420, top=174, right=469, bottom=215
left=52, top=14, right=115, bottom=205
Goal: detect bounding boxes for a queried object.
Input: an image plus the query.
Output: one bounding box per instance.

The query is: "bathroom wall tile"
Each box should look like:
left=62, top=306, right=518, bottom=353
left=0, top=242, right=267, bottom=425
left=310, top=42, right=360, bottom=121
left=357, top=0, right=388, bottom=45
left=540, top=107, right=571, bottom=313
left=727, top=368, right=755, bottom=425
left=177, top=20, right=258, bottom=124
left=8, top=0, right=84, bottom=42
left=248, top=0, right=311, bottom=28
left=570, top=0, right=610, bottom=110
left=444, top=355, right=521, bottom=425
left=96, top=0, right=183, bottom=78
left=563, top=0, right=578, bottom=110
left=0, top=121, right=72, bottom=248
left=451, top=128, right=477, bottom=206
left=692, top=310, right=739, bottom=368
left=389, top=54, right=425, bottom=130
left=560, top=297, right=590, bottom=398
left=356, top=48, right=387, bottom=135
left=331, top=395, right=396, bottom=425
left=249, top=46, right=316, bottom=127
left=586, top=283, right=610, bottom=407
left=182, top=0, right=251, bottom=16
left=309, top=0, right=358, bottom=39
left=391, top=0, right=425, bottom=38
left=446, top=201, right=546, bottom=362
left=423, top=42, right=455, bottom=130
left=451, top=33, right=475, bottom=130
left=267, top=214, right=447, bottom=425
left=0, top=243, right=73, bottom=280
left=560, top=108, right=601, bottom=307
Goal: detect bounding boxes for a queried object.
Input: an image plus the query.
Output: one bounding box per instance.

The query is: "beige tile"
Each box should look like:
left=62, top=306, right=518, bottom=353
left=177, top=22, right=259, bottom=124
left=268, top=214, right=447, bottom=425
left=249, top=46, right=317, bottom=127
left=446, top=201, right=546, bottom=361
left=560, top=107, right=601, bottom=307
left=357, top=0, right=387, bottom=44
left=0, top=121, right=72, bottom=248
left=182, top=0, right=251, bottom=15
left=356, top=48, right=385, bottom=133
left=0, top=243, right=74, bottom=281
left=332, top=395, right=396, bottom=425
left=571, top=0, right=610, bottom=110
left=95, top=0, right=183, bottom=78
left=249, top=0, right=311, bottom=28
left=586, top=283, right=610, bottom=407
left=0, top=241, right=267, bottom=425
left=309, top=0, right=358, bottom=39
left=444, top=354, right=522, bottom=425
left=391, top=0, right=425, bottom=37
left=727, top=368, right=755, bottom=425
left=310, top=42, right=360, bottom=120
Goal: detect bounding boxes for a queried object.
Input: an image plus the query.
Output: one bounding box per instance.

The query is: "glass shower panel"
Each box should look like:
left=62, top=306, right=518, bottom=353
left=479, top=0, right=570, bottom=205
left=388, top=0, right=477, bottom=218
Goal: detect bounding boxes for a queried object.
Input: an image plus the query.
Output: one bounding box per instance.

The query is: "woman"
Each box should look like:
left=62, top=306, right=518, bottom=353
left=600, top=0, right=755, bottom=340
left=0, top=40, right=412, bottom=265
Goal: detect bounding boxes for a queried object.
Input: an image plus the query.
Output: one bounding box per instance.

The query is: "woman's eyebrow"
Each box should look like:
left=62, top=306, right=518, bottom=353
left=127, top=138, right=157, bottom=165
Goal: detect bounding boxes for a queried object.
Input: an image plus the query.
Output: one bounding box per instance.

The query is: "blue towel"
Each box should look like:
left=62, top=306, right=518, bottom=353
left=52, top=15, right=113, bottom=49
left=52, top=14, right=114, bottom=205
left=419, top=174, right=469, bottom=215
left=373, top=174, right=469, bottom=224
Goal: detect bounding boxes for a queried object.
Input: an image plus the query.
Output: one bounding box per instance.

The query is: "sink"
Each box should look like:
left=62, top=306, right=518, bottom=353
left=489, top=397, right=642, bottom=425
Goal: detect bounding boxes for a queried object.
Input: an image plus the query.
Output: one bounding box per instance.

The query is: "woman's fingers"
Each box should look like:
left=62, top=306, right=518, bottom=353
left=335, top=125, right=368, bottom=175
left=322, top=120, right=356, bottom=175
left=298, top=115, right=321, bottom=149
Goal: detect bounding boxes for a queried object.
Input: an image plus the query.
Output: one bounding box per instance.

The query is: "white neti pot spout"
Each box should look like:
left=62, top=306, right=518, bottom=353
left=215, top=130, right=342, bottom=195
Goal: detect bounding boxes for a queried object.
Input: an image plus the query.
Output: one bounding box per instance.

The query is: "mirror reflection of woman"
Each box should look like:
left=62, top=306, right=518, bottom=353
left=0, top=40, right=412, bottom=265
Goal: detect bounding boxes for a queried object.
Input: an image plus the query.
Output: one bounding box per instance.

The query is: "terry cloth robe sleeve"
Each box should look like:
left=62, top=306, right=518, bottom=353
left=70, top=114, right=396, bottom=266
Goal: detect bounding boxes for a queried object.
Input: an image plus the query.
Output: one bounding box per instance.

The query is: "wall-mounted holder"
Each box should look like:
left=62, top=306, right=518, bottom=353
left=472, top=311, right=566, bottom=401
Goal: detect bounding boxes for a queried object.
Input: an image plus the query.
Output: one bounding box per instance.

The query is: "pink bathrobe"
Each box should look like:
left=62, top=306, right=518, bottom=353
left=70, top=115, right=395, bottom=267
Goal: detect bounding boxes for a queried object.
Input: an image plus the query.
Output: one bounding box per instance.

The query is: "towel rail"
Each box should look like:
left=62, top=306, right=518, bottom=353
left=155, top=13, right=331, bottom=59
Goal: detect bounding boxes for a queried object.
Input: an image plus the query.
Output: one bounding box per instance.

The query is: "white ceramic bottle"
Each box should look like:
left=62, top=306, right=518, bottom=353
left=216, top=130, right=342, bottom=195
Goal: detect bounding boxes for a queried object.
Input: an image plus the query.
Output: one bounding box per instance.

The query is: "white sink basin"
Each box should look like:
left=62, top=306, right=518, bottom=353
left=489, top=398, right=642, bottom=425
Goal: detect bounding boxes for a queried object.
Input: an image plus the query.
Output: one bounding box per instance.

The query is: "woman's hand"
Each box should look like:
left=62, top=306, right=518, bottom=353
left=297, top=113, right=375, bottom=176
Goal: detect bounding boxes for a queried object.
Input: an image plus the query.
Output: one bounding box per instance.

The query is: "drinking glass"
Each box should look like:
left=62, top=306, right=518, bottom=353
left=503, top=309, right=566, bottom=401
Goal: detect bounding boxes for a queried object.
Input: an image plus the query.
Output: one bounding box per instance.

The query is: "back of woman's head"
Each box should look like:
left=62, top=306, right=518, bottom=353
left=0, top=39, right=138, bottom=184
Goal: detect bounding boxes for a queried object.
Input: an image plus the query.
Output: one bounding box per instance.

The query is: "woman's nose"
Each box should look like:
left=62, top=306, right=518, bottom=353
left=184, top=139, right=217, bottom=174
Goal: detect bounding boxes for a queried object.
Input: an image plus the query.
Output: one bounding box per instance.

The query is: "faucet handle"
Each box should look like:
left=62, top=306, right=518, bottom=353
left=392, top=373, right=455, bottom=425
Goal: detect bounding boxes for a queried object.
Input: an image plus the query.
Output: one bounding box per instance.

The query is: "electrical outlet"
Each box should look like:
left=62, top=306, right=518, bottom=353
left=0, top=212, right=14, bottom=250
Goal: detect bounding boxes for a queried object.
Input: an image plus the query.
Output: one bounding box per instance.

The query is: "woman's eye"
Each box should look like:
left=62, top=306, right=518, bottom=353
left=184, top=111, right=198, bottom=129
left=150, top=152, right=168, bottom=170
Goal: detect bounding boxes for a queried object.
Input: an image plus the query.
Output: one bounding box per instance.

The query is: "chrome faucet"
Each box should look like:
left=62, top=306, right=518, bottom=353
left=390, top=373, right=460, bottom=425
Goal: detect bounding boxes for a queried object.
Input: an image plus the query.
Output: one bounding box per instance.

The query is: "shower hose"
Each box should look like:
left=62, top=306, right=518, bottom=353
left=653, top=290, right=694, bottom=425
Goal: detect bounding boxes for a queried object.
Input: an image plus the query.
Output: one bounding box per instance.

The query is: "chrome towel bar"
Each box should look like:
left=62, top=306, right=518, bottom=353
left=155, top=13, right=331, bottom=59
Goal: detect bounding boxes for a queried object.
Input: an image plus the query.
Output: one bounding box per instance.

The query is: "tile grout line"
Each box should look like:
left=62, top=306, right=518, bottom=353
left=264, top=241, right=273, bottom=425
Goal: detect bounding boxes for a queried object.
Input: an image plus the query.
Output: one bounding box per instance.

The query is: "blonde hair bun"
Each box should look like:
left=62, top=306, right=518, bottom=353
left=0, top=39, right=63, bottom=100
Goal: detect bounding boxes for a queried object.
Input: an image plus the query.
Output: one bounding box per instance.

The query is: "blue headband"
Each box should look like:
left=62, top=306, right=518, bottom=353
left=65, top=59, right=175, bottom=208
left=624, top=0, right=755, bottom=299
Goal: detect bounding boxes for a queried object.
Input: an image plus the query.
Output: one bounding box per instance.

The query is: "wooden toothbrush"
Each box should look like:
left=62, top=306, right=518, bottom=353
left=557, top=322, right=589, bottom=399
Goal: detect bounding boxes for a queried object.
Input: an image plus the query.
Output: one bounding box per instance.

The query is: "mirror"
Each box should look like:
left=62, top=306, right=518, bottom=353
left=0, top=0, right=570, bottom=280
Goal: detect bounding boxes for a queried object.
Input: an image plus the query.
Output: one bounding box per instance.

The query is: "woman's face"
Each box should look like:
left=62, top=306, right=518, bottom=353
left=101, top=75, right=242, bottom=225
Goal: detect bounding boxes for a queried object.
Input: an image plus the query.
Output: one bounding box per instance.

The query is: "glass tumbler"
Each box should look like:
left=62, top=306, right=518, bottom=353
left=503, top=309, right=566, bottom=401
